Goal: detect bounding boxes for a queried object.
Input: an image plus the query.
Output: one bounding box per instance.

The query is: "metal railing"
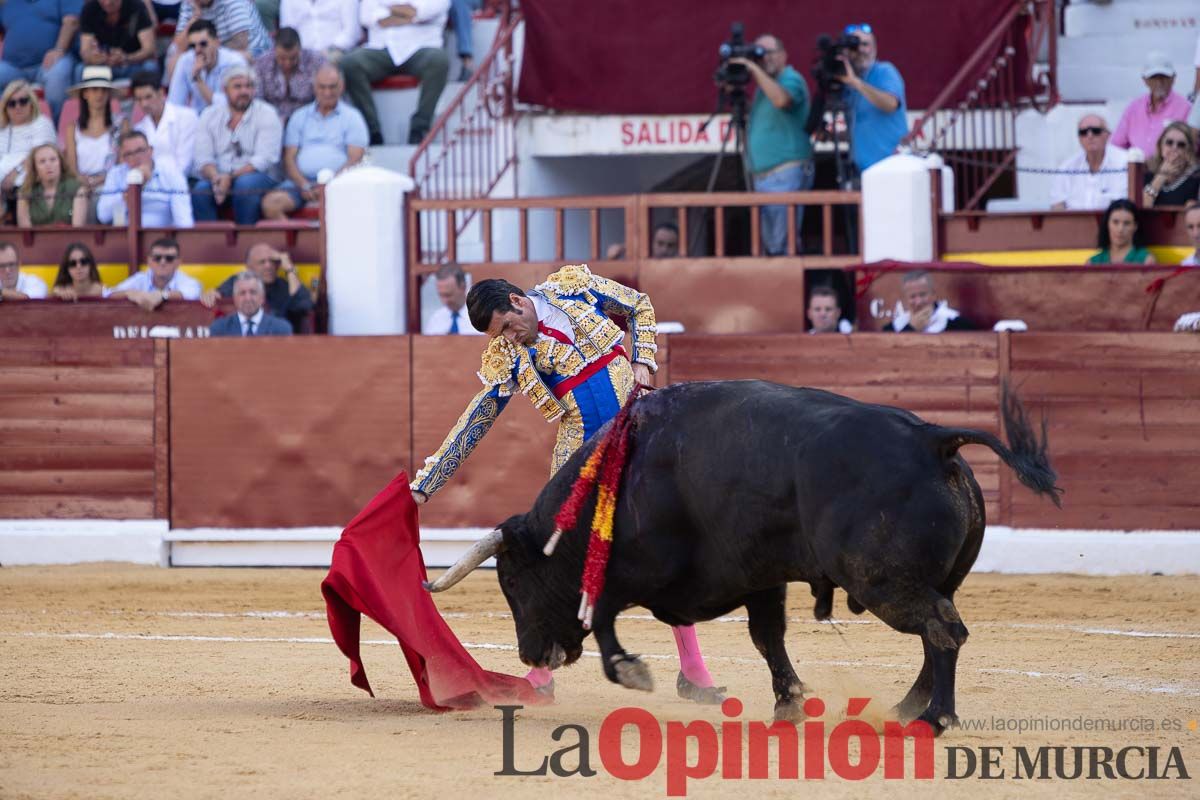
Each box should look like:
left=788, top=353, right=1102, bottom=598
left=903, top=0, right=1058, bottom=210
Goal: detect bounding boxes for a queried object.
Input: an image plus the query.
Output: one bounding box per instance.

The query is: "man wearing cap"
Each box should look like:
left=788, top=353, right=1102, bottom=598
left=192, top=64, right=282, bottom=225
left=78, top=0, right=157, bottom=79
left=1112, top=53, right=1193, bottom=157
left=167, top=18, right=249, bottom=113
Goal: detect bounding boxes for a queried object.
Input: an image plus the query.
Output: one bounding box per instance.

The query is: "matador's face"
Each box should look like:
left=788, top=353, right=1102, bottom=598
left=487, top=294, right=539, bottom=347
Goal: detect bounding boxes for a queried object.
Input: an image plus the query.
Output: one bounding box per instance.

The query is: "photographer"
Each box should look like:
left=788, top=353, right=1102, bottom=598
left=836, top=23, right=908, bottom=175
left=730, top=34, right=814, bottom=256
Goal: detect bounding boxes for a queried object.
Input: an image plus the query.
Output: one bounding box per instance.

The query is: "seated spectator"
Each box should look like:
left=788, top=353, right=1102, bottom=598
left=254, top=27, right=326, bottom=123
left=1143, top=123, right=1200, bottom=207
left=1049, top=114, right=1128, bottom=211
left=260, top=64, right=366, bottom=220
left=1111, top=53, right=1192, bottom=156
left=342, top=0, right=450, bottom=145
left=1181, top=205, right=1200, bottom=266
left=64, top=67, right=122, bottom=209
left=806, top=285, right=852, bottom=334
left=193, top=66, right=282, bottom=225
left=887, top=270, right=976, bottom=333
left=97, top=131, right=195, bottom=228
left=110, top=237, right=205, bottom=310
left=1088, top=199, right=1157, bottom=265
left=0, top=81, right=57, bottom=199
left=52, top=242, right=111, bottom=300
left=203, top=243, right=313, bottom=331
left=170, top=0, right=272, bottom=74
left=604, top=222, right=681, bottom=260
left=280, top=0, right=362, bottom=61
left=167, top=19, right=249, bottom=114
left=17, top=144, right=88, bottom=226
left=422, top=263, right=481, bottom=335
left=132, top=70, right=199, bottom=175
left=0, top=242, right=48, bottom=300
left=0, top=0, right=79, bottom=122
left=209, top=271, right=295, bottom=336
left=78, top=0, right=157, bottom=80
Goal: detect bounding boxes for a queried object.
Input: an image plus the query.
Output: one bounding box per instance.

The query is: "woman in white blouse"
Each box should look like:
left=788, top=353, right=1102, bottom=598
left=64, top=67, right=122, bottom=215
left=0, top=81, right=57, bottom=201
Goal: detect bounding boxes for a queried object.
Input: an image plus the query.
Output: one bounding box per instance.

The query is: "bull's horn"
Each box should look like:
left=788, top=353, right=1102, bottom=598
left=424, top=529, right=504, bottom=592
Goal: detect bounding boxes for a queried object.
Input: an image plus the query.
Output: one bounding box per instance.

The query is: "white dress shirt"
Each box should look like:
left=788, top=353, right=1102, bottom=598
left=1049, top=144, right=1129, bottom=210
left=113, top=268, right=203, bottom=300
left=281, top=0, right=362, bottom=52
left=96, top=161, right=195, bottom=229
left=15, top=272, right=48, bottom=299
left=422, top=304, right=482, bottom=335
left=135, top=102, right=200, bottom=176
left=238, top=308, right=265, bottom=335
left=360, top=0, right=450, bottom=68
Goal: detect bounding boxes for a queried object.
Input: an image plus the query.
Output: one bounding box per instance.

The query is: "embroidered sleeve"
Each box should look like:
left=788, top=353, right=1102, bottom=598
left=411, top=386, right=511, bottom=497
left=590, top=274, right=659, bottom=372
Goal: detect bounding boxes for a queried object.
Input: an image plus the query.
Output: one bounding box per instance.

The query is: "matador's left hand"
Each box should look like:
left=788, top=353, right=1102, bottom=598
left=632, top=363, right=652, bottom=389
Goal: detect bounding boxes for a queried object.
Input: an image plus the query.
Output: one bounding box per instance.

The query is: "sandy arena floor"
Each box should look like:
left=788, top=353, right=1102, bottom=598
left=1, top=565, right=1198, bottom=799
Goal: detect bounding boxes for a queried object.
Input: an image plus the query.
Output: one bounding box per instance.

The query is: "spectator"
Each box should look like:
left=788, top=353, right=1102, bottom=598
left=806, top=285, right=852, bottom=334
left=422, top=263, right=480, bottom=335
left=260, top=63, right=366, bottom=220
left=1182, top=205, right=1200, bottom=266
left=97, top=130, right=194, bottom=227
left=1050, top=113, right=1129, bottom=211
left=17, top=144, right=88, bottom=226
left=840, top=23, right=908, bottom=175
left=209, top=271, right=295, bottom=335
left=204, top=243, right=314, bottom=330
left=448, top=0, right=476, bottom=81
left=110, top=236, right=204, bottom=310
left=729, top=33, right=813, bottom=256
left=604, top=222, right=681, bottom=260
left=192, top=65, right=282, bottom=224
left=0, top=242, right=49, bottom=300
left=153, top=2, right=182, bottom=23
left=0, top=0, right=80, bottom=122
left=78, top=0, right=157, bottom=80
left=0, top=81, right=58, bottom=199
left=1111, top=53, right=1192, bottom=157
left=887, top=270, right=975, bottom=333
left=64, top=66, right=121, bottom=210
left=254, top=0, right=280, bottom=32
left=167, top=18, right=249, bottom=113
left=254, top=26, right=325, bottom=124
left=1088, top=199, right=1157, bottom=265
left=52, top=242, right=110, bottom=299
left=132, top=70, right=199, bottom=175
left=171, top=0, right=272, bottom=70
left=342, top=0, right=450, bottom=145
left=279, top=0, right=362, bottom=61
left=1143, top=122, right=1200, bottom=208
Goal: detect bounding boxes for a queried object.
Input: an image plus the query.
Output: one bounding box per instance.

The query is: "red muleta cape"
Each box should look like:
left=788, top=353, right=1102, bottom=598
left=321, top=472, right=548, bottom=710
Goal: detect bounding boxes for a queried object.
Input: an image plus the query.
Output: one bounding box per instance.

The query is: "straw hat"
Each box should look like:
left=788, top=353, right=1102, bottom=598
left=69, top=66, right=118, bottom=93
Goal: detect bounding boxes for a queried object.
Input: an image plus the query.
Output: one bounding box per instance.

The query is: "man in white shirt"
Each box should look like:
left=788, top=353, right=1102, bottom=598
left=422, top=263, right=482, bottom=335
left=1183, top=205, right=1200, bottom=267
left=0, top=242, right=48, bottom=301
left=110, top=237, right=206, bottom=311
left=280, top=0, right=362, bottom=60
left=1050, top=113, right=1129, bottom=211
left=97, top=131, right=195, bottom=228
left=132, top=70, right=199, bottom=175
left=341, top=0, right=450, bottom=145
left=167, top=18, right=248, bottom=113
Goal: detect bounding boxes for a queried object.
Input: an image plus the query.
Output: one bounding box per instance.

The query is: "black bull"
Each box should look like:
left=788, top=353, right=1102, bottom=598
left=427, top=380, right=1062, bottom=733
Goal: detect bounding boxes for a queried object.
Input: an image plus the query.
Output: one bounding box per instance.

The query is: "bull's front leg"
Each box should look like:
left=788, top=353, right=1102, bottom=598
left=745, top=585, right=807, bottom=722
left=591, top=598, right=653, bottom=692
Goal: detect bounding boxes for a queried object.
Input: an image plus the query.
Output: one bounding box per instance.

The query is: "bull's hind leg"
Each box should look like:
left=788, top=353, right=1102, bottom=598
left=591, top=598, right=653, bottom=692
left=745, top=585, right=807, bottom=722
left=893, top=638, right=934, bottom=722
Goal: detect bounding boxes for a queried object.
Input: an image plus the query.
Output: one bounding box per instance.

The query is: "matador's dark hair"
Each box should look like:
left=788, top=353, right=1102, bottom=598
left=467, top=278, right=526, bottom=333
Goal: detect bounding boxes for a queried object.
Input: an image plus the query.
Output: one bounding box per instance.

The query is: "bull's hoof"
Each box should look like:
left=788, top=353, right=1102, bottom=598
left=774, top=699, right=805, bottom=723
left=533, top=678, right=555, bottom=700
left=676, top=672, right=726, bottom=705
left=916, top=708, right=959, bottom=736
left=890, top=697, right=930, bottom=724
left=611, top=654, right=654, bottom=692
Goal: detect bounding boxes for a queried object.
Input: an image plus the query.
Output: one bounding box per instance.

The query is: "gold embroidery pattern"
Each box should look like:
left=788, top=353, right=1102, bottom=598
left=477, top=337, right=518, bottom=395
left=532, top=337, right=587, bottom=378
left=537, top=263, right=593, bottom=295
left=514, top=348, right=565, bottom=423
left=550, top=392, right=585, bottom=476
left=411, top=390, right=508, bottom=496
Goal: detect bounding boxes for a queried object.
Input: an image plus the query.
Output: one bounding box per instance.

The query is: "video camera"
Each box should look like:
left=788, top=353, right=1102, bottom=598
left=714, top=22, right=765, bottom=90
left=812, top=33, right=861, bottom=96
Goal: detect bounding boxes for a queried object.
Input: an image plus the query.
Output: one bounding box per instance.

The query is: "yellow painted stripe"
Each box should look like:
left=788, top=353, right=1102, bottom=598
left=22, top=264, right=320, bottom=292
left=943, top=247, right=1193, bottom=267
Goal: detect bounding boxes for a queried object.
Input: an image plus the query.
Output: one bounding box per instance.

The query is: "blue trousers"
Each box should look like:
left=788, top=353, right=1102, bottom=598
left=752, top=160, right=815, bottom=256
left=192, top=171, right=278, bottom=225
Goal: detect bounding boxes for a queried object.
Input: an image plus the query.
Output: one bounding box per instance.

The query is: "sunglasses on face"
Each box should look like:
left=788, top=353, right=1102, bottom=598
left=121, top=146, right=150, bottom=159
left=68, top=257, right=93, bottom=267
left=149, top=253, right=178, bottom=263
left=6, top=96, right=31, bottom=109
left=0, top=261, right=19, bottom=270
left=844, top=23, right=873, bottom=35
left=188, top=40, right=210, bottom=51
left=1163, top=138, right=1189, bottom=149
left=1078, top=126, right=1105, bottom=137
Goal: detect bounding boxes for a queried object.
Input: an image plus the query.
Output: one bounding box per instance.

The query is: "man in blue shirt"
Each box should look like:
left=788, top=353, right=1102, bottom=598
left=97, top=131, right=194, bottom=228
left=260, top=63, right=367, bottom=220
left=837, top=23, right=909, bottom=175
left=0, top=0, right=81, bottom=121
left=732, top=34, right=814, bottom=256
left=167, top=19, right=248, bottom=113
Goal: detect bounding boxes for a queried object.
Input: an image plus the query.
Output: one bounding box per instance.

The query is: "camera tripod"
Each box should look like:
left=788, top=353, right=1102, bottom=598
left=688, top=86, right=752, bottom=256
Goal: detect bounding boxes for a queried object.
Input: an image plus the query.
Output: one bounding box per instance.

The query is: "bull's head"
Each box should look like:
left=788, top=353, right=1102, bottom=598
left=424, top=513, right=588, bottom=670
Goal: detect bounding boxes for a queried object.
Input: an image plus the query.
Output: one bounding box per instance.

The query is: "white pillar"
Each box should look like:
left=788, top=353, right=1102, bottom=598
left=324, top=166, right=415, bottom=335
left=861, top=153, right=935, bottom=263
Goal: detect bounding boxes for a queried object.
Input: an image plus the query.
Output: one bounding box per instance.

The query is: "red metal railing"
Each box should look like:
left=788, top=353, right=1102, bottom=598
left=902, top=0, right=1058, bottom=210
left=408, top=3, right=520, bottom=261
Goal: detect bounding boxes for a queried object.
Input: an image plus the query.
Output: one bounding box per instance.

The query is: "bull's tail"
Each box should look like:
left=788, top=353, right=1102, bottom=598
left=934, top=383, right=1063, bottom=507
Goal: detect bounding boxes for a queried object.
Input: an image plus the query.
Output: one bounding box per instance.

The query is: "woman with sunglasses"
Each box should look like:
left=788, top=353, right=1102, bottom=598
left=64, top=67, right=123, bottom=216
left=52, top=243, right=111, bottom=301
left=0, top=81, right=57, bottom=201
left=1142, top=122, right=1200, bottom=207
left=1088, top=199, right=1157, bottom=265
left=16, top=144, right=87, bottom=227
